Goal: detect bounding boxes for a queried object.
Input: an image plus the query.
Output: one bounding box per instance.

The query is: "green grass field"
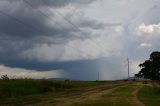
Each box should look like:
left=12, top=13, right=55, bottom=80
left=71, top=83, right=141, bottom=106
left=137, top=84, right=160, bottom=106
left=0, top=80, right=159, bottom=106
left=0, top=79, right=118, bottom=99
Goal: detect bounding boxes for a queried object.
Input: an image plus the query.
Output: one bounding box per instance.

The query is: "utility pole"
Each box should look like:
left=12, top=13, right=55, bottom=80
left=98, top=71, right=99, bottom=81
left=127, top=58, right=130, bottom=80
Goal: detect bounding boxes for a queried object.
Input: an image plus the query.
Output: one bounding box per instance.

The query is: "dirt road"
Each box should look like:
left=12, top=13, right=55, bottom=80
left=27, top=82, right=131, bottom=106
left=2, top=81, right=142, bottom=106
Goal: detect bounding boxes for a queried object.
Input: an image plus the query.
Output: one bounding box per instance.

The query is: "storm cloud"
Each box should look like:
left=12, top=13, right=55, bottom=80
left=0, top=0, right=160, bottom=80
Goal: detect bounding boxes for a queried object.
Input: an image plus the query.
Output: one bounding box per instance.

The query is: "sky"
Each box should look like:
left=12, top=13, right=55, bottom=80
left=0, top=0, right=160, bottom=80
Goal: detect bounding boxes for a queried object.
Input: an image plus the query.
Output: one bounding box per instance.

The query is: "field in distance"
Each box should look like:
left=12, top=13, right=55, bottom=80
left=0, top=79, right=159, bottom=106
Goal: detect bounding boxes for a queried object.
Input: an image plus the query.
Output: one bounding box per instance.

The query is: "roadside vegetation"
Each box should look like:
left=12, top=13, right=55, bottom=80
left=71, top=83, right=142, bottom=106
left=137, top=83, right=160, bottom=106
left=0, top=77, right=120, bottom=99
left=1, top=75, right=160, bottom=106
left=135, top=51, right=160, bottom=80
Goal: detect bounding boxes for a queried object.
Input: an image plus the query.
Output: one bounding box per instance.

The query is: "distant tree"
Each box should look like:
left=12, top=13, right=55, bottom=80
left=135, top=51, right=160, bottom=80
left=1, top=74, right=9, bottom=80
left=134, top=73, right=142, bottom=79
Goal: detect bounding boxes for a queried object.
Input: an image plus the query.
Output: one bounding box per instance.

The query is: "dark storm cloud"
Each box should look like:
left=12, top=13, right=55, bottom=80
left=23, top=0, right=95, bottom=8
left=3, top=0, right=158, bottom=80
left=0, top=3, right=74, bottom=38
left=3, top=0, right=95, bottom=8
left=0, top=0, right=106, bottom=61
left=0, top=0, right=102, bottom=39
left=0, top=56, right=126, bottom=80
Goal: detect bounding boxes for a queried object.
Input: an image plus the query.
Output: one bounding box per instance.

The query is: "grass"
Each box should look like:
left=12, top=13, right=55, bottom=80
left=0, top=79, right=118, bottom=99
left=1, top=80, right=159, bottom=106
left=0, top=79, right=123, bottom=105
left=107, top=85, right=135, bottom=96
left=137, top=84, right=160, bottom=106
left=71, top=84, right=139, bottom=106
left=0, top=79, right=52, bottom=98
left=72, top=100, right=114, bottom=106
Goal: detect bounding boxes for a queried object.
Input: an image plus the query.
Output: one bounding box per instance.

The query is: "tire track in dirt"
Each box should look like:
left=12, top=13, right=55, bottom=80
left=131, top=84, right=144, bottom=106
left=38, top=82, right=131, bottom=106
left=9, top=82, right=130, bottom=106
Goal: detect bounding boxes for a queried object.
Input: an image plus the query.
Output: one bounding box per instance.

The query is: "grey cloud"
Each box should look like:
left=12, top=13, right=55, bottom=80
left=0, top=0, right=96, bottom=39
left=77, top=18, right=108, bottom=30
left=31, top=0, right=95, bottom=8
left=1, top=0, right=160, bottom=80
left=0, top=0, right=107, bottom=61
left=0, top=0, right=101, bottom=39
left=0, top=64, right=64, bottom=79
left=0, top=6, right=74, bottom=38
left=4, top=0, right=95, bottom=9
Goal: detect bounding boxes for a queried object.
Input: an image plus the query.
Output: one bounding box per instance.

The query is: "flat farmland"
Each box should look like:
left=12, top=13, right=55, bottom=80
left=0, top=80, right=159, bottom=106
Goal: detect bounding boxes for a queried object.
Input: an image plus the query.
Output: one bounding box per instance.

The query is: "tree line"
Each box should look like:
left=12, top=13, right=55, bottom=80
left=135, top=51, right=160, bottom=80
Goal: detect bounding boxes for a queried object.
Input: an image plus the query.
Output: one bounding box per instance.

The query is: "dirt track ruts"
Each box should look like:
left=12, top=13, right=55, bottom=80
left=50, top=82, right=132, bottom=106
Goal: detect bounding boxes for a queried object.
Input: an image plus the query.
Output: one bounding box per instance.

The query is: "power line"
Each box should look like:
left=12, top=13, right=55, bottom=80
left=23, top=0, right=109, bottom=57
left=22, top=0, right=87, bottom=59
left=0, top=10, right=85, bottom=60
left=23, top=0, right=84, bottom=38
left=23, top=0, right=60, bottom=26
left=0, top=9, right=50, bottom=36
left=23, top=0, right=80, bottom=35
left=0, top=1, right=109, bottom=61
left=42, top=0, right=81, bottom=32
left=0, top=5, right=81, bottom=58
left=41, top=0, right=108, bottom=53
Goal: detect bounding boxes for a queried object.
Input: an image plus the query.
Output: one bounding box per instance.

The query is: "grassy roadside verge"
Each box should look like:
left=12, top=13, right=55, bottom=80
left=137, top=83, right=160, bottom=106
left=70, top=83, right=140, bottom=106
left=0, top=79, right=123, bottom=105
left=0, top=79, right=120, bottom=98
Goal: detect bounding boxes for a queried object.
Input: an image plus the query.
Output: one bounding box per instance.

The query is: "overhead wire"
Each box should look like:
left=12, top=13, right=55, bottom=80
left=23, top=0, right=91, bottom=59
left=0, top=0, right=109, bottom=60
left=41, top=0, right=109, bottom=55
left=0, top=9, right=51, bottom=37
left=23, top=0, right=108, bottom=59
